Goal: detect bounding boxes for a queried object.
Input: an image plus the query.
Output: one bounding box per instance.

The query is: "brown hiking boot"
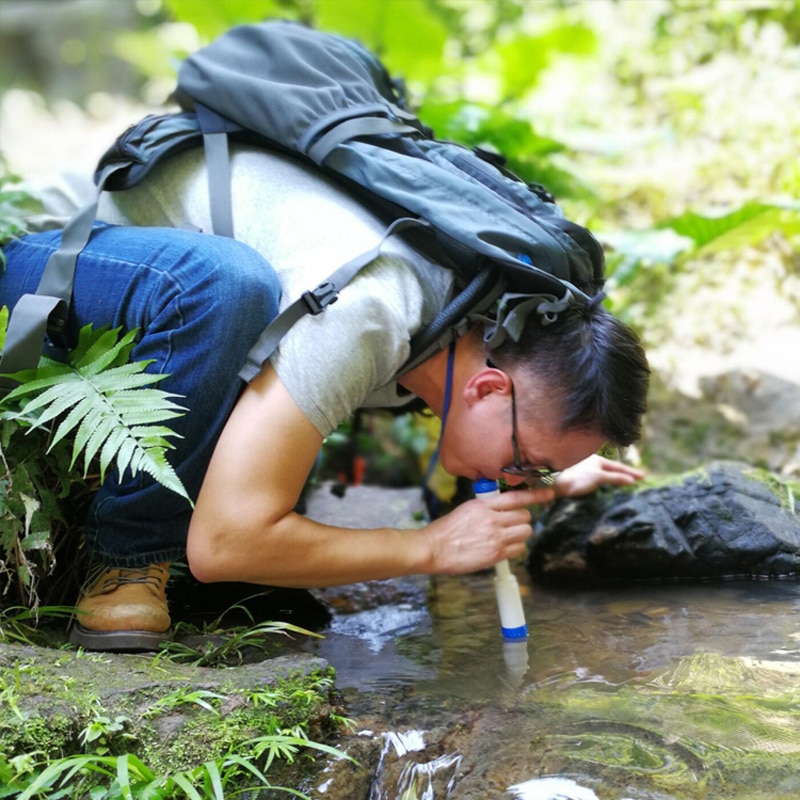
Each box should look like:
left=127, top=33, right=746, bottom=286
left=69, top=563, right=172, bottom=652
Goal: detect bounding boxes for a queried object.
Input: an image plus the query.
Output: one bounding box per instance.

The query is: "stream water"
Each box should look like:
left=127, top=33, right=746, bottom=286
left=302, top=570, right=800, bottom=800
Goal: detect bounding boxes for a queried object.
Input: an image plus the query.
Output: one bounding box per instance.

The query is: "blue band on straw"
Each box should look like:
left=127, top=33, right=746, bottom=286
left=501, top=625, right=529, bottom=640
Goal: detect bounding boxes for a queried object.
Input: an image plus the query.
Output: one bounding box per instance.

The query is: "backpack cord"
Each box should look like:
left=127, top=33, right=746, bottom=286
left=422, top=339, right=456, bottom=520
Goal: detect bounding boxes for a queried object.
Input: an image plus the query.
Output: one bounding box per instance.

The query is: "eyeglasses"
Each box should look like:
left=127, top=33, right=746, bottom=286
left=487, top=359, right=560, bottom=487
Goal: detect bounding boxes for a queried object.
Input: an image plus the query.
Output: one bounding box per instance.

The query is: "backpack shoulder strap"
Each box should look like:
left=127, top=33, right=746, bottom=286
left=0, top=161, right=128, bottom=392
left=238, top=217, right=428, bottom=383
left=194, top=104, right=241, bottom=238
left=1, top=113, right=204, bottom=392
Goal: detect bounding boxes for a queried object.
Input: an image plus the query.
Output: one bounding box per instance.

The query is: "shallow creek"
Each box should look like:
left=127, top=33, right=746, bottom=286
left=300, top=571, right=800, bottom=800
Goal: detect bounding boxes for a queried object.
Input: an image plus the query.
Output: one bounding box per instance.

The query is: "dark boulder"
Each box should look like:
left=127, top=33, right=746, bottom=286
left=527, top=461, right=800, bottom=586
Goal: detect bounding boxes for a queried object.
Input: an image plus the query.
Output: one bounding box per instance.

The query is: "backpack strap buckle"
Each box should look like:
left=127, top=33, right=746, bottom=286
left=302, top=281, right=339, bottom=315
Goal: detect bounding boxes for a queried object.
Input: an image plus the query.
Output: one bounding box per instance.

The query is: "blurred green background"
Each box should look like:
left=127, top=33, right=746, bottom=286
left=2, top=0, right=800, bottom=487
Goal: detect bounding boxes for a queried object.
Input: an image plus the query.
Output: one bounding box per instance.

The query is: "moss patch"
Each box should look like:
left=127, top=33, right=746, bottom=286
left=0, top=641, right=345, bottom=782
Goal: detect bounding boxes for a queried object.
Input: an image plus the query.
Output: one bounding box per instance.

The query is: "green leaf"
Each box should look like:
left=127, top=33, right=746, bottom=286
left=488, top=23, right=598, bottom=100
left=2, top=325, right=190, bottom=502
left=316, top=0, right=449, bottom=81
left=1, top=364, right=74, bottom=401
left=659, top=202, right=800, bottom=256
left=18, top=383, right=89, bottom=432
left=75, top=408, right=115, bottom=468
left=68, top=398, right=105, bottom=465
left=47, top=396, right=98, bottom=450
left=73, top=326, right=138, bottom=375
left=170, top=772, right=204, bottom=800
left=161, top=0, right=289, bottom=39
left=90, top=367, right=177, bottom=393
left=202, top=761, right=224, bottom=800
left=0, top=306, right=7, bottom=351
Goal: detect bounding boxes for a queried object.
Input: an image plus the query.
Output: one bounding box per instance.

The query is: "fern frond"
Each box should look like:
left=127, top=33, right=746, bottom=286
left=2, top=324, right=191, bottom=502
left=93, top=394, right=186, bottom=426
left=67, top=397, right=106, bottom=461
left=80, top=413, right=119, bottom=471
left=72, top=325, right=138, bottom=374
left=2, top=362, right=75, bottom=400
left=47, top=395, right=95, bottom=450
left=16, top=380, right=87, bottom=428
left=89, top=365, right=174, bottom=392
left=126, top=446, right=186, bottom=499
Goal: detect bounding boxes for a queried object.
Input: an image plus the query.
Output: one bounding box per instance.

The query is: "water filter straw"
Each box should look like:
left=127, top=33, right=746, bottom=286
left=473, top=479, right=529, bottom=640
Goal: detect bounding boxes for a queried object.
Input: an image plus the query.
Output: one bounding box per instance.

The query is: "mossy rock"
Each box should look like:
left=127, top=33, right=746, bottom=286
left=515, top=652, right=800, bottom=799
left=529, top=460, right=800, bottom=586
left=0, top=641, right=341, bottom=774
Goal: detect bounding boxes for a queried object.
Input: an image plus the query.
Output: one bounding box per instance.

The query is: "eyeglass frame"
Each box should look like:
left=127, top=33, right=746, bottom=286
left=486, top=358, right=560, bottom=487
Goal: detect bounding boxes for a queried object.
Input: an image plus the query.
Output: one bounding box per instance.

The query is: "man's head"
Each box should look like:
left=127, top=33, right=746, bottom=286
left=486, top=299, right=649, bottom=446
left=436, top=301, right=649, bottom=484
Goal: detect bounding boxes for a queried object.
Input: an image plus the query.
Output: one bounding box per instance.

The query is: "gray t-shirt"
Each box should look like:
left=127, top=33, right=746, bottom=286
left=97, top=145, right=455, bottom=436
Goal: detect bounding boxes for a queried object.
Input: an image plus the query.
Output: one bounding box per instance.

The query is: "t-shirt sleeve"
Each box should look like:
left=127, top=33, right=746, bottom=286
left=271, top=254, right=435, bottom=437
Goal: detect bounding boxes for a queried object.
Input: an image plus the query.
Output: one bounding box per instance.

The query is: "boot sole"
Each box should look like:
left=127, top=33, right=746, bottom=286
left=69, top=623, right=172, bottom=652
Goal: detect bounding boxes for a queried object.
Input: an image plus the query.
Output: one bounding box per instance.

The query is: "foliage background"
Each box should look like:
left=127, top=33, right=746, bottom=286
left=1, top=0, right=799, bottom=603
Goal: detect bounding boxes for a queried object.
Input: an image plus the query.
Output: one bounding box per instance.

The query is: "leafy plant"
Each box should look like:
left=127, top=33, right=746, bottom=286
left=2, top=324, right=189, bottom=500
left=2, top=661, right=353, bottom=798
left=2, top=738, right=349, bottom=800
left=603, top=200, right=800, bottom=294
left=0, top=411, right=74, bottom=607
left=0, top=605, right=76, bottom=646
left=79, top=712, right=135, bottom=756
left=0, top=169, right=41, bottom=268
left=0, top=321, right=189, bottom=608
left=159, top=615, right=321, bottom=668
left=1, top=676, right=353, bottom=800
left=142, top=688, right=226, bottom=718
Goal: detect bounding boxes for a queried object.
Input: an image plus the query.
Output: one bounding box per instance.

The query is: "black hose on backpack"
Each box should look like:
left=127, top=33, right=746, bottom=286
left=403, top=265, right=504, bottom=373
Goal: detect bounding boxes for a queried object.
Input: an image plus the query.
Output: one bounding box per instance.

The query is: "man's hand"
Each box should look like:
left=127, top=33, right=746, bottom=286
left=553, top=454, right=645, bottom=499
left=423, top=486, right=552, bottom=575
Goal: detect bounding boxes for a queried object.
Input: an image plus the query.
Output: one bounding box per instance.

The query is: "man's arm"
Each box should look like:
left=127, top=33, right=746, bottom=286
left=187, top=365, right=548, bottom=587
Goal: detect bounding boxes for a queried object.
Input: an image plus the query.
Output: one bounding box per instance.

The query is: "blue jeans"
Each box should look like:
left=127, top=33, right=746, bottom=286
left=1, top=224, right=281, bottom=566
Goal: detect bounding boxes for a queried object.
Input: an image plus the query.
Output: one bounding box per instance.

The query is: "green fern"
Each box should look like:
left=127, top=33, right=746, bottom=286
left=2, top=324, right=190, bottom=503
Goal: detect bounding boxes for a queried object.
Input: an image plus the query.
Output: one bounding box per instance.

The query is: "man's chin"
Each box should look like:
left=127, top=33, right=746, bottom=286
left=436, top=453, right=457, bottom=477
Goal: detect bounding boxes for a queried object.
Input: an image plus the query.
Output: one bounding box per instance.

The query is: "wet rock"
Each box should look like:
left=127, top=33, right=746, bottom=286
left=528, top=461, right=800, bottom=586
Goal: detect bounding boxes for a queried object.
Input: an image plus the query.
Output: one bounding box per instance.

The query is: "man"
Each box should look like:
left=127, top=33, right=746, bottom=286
left=2, top=143, right=649, bottom=651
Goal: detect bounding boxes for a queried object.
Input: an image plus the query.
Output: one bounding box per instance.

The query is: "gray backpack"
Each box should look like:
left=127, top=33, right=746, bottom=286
left=1, top=20, right=605, bottom=390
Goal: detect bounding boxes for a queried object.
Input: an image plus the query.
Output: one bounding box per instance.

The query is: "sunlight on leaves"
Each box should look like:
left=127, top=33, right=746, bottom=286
left=316, top=0, right=449, bottom=81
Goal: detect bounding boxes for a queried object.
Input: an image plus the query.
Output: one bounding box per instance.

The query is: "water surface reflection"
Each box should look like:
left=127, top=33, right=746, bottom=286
left=305, top=571, right=800, bottom=799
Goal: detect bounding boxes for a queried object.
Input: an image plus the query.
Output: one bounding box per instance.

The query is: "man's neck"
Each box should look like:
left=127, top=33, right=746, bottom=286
left=398, top=333, right=483, bottom=418
left=397, top=344, right=453, bottom=418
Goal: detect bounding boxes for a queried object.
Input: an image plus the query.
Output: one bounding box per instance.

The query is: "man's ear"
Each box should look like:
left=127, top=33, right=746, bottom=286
left=463, top=364, right=512, bottom=406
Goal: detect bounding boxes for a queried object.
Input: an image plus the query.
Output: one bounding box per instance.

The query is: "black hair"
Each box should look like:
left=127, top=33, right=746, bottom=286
left=487, top=302, right=650, bottom=447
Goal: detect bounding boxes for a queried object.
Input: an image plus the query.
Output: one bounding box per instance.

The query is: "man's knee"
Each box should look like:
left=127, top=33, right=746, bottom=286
left=205, top=237, right=282, bottom=314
